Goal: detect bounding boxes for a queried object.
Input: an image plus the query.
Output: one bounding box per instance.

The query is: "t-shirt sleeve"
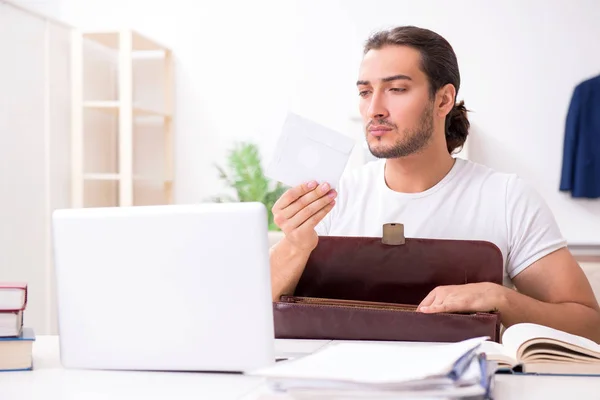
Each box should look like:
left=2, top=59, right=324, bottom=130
left=314, top=212, right=331, bottom=236
left=505, top=175, right=567, bottom=278
left=314, top=185, right=340, bottom=236
left=314, top=172, right=351, bottom=236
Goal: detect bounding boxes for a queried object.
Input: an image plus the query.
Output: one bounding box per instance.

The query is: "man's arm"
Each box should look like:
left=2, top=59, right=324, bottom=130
left=503, top=247, right=600, bottom=340
left=418, top=247, right=600, bottom=342
left=269, top=238, right=313, bottom=301
left=269, top=181, right=337, bottom=301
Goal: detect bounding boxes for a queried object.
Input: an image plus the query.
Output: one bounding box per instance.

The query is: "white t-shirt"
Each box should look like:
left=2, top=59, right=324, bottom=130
left=315, top=157, right=567, bottom=286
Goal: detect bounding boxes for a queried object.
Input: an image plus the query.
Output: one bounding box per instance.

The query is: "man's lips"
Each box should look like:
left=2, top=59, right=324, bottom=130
left=368, top=126, right=393, bottom=137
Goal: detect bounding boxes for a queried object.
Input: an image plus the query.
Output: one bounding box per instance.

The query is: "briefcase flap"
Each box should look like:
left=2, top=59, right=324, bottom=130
left=293, top=235, right=504, bottom=305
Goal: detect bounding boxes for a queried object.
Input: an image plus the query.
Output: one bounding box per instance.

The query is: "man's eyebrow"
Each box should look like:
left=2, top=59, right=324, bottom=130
left=356, top=74, right=412, bottom=86
left=382, top=74, right=412, bottom=82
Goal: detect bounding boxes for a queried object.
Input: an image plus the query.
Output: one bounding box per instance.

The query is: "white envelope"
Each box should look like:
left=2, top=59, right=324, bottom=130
left=265, top=113, right=355, bottom=190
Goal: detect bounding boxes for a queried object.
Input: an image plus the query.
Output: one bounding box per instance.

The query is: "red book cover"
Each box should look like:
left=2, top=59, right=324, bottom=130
left=0, top=283, right=27, bottom=290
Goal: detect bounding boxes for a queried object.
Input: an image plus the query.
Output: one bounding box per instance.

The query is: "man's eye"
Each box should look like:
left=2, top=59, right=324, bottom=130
left=390, top=88, right=406, bottom=92
left=359, top=90, right=371, bottom=97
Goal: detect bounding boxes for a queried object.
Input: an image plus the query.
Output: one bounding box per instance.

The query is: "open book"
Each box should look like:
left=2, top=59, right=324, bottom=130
left=479, top=323, right=600, bottom=375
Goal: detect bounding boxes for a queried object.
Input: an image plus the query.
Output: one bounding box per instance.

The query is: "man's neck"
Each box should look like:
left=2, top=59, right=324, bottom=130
left=383, top=148, right=456, bottom=194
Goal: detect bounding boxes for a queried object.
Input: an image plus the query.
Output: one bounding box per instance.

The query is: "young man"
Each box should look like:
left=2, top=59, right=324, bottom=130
left=269, top=26, right=600, bottom=342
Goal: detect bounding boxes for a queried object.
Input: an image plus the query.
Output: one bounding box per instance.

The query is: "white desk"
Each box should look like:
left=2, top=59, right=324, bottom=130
left=1, top=336, right=599, bottom=400
left=0, top=336, right=328, bottom=400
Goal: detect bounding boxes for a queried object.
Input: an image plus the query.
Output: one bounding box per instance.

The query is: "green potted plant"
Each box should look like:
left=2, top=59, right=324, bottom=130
left=211, top=141, right=288, bottom=240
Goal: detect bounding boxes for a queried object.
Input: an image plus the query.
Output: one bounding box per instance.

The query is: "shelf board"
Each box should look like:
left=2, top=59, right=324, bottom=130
left=83, top=101, right=171, bottom=118
left=83, top=173, right=120, bottom=181
left=134, top=176, right=174, bottom=183
left=82, top=30, right=169, bottom=52
left=83, top=173, right=172, bottom=182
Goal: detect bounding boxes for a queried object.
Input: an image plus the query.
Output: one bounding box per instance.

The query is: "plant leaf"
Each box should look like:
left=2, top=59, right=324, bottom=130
left=212, top=141, right=289, bottom=230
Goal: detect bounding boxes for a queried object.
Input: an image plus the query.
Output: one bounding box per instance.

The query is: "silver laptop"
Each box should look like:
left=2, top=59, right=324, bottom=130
left=51, top=202, right=275, bottom=372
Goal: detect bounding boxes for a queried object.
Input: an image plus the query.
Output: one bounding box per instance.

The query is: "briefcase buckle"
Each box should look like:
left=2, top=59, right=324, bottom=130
left=382, top=223, right=405, bottom=245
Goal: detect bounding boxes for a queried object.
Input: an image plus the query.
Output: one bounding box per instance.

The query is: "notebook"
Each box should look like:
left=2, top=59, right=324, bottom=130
left=479, top=322, right=600, bottom=375
left=0, top=327, right=35, bottom=371
left=0, top=311, right=23, bottom=337
left=0, top=283, right=27, bottom=338
left=0, top=283, right=27, bottom=311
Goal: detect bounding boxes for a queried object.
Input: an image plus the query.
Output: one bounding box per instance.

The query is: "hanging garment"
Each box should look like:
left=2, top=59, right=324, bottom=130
left=559, top=75, right=600, bottom=198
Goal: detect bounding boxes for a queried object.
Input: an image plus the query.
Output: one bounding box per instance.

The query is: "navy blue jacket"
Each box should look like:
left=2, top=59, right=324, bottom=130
left=559, top=75, right=600, bottom=198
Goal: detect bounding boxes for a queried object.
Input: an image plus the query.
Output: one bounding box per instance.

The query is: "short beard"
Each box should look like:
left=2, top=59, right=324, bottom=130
left=367, top=102, right=434, bottom=159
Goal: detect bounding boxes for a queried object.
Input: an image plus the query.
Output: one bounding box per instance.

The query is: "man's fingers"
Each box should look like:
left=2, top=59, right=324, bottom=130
left=300, top=201, right=335, bottom=231
left=272, top=181, right=318, bottom=212
left=282, top=183, right=333, bottom=219
left=420, top=303, right=451, bottom=313
left=285, top=190, right=336, bottom=230
left=420, top=296, right=478, bottom=314
left=420, top=293, right=452, bottom=313
left=418, top=283, right=498, bottom=314
left=417, top=289, right=438, bottom=311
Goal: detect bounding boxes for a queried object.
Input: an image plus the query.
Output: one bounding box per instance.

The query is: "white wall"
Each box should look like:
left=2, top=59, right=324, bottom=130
left=1, top=1, right=127, bottom=335
left=46, top=0, right=600, bottom=245
left=0, top=1, right=72, bottom=335
left=7, top=0, right=60, bottom=17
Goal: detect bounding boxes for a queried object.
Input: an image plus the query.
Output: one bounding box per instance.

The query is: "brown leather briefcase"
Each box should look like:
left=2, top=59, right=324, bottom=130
left=273, top=224, right=504, bottom=343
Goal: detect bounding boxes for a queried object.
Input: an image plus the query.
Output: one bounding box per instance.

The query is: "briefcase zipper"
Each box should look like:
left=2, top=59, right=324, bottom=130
left=278, top=296, right=481, bottom=315
left=279, top=296, right=418, bottom=312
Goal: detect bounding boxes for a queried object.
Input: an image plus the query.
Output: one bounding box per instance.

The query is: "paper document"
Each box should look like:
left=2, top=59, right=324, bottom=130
left=265, top=112, right=355, bottom=190
left=249, top=336, right=489, bottom=386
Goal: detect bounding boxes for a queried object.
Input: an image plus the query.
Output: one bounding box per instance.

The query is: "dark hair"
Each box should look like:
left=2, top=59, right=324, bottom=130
left=364, top=26, right=469, bottom=154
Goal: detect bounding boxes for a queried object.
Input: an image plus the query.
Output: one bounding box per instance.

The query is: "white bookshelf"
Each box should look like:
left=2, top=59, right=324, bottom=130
left=71, top=29, right=174, bottom=207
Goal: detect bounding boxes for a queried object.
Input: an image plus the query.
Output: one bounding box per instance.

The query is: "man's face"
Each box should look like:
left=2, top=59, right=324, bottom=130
left=357, top=45, right=434, bottom=158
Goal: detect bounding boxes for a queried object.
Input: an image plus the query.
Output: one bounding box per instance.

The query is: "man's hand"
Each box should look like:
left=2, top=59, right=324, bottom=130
left=417, top=282, right=508, bottom=314
left=414, top=249, right=600, bottom=343
left=271, top=181, right=337, bottom=252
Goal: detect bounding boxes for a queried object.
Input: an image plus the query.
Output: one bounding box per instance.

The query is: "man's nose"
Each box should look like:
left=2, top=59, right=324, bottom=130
left=367, top=93, right=389, bottom=120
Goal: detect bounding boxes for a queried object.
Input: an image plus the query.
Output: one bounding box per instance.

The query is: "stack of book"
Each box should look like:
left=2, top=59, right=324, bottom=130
left=0, top=282, right=34, bottom=371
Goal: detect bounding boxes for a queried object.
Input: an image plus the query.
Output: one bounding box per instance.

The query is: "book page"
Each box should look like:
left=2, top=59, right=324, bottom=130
left=249, top=337, right=489, bottom=385
left=478, top=340, right=518, bottom=368
left=502, top=323, right=600, bottom=361
left=0, top=288, right=25, bottom=310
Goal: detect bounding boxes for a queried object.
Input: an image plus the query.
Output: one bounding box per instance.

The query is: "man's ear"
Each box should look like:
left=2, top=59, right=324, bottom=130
left=436, top=83, right=456, bottom=118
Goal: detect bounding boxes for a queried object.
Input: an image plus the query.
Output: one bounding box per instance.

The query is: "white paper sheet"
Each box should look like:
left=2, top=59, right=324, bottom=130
left=265, top=112, right=355, bottom=190
left=249, top=337, right=489, bottom=386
